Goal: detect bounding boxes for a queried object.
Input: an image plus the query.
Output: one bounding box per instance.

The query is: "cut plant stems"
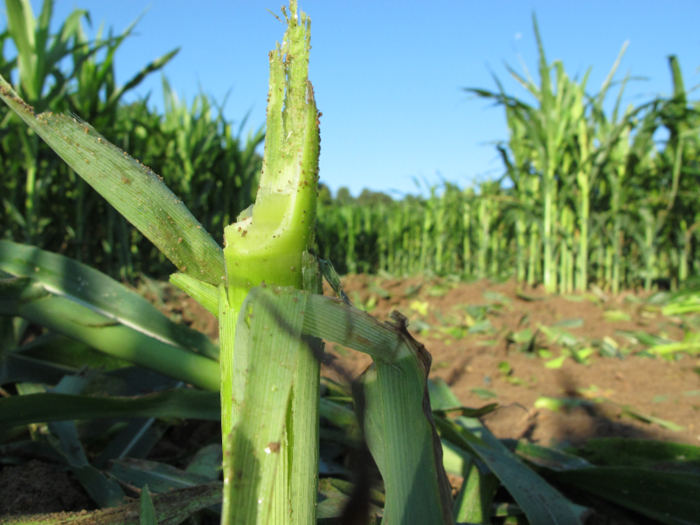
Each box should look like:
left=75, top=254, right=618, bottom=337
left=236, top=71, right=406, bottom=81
left=223, top=7, right=320, bottom=308
left=218, top=3, right=322, bottom=524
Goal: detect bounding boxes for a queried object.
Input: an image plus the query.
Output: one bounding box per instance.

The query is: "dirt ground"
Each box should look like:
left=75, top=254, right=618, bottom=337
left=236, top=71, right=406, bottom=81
left=328, top=275, right=700, bottom=447
left=162, top=272, right=700, bottom=447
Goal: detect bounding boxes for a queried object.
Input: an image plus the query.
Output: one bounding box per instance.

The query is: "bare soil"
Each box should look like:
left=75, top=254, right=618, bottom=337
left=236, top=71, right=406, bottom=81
left=329, top=275, right=700, bottom=447
left=0, top=460, right=93, bottom=515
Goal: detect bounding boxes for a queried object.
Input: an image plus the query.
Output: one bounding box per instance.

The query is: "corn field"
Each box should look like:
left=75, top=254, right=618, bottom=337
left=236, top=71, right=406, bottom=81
left=0, top=1, right=264, bottom=279
left=1, top=5, right=699, bottom=295
left=2, top=3, right=700, bottom=524
left=318, top=21, right=700, bottom=294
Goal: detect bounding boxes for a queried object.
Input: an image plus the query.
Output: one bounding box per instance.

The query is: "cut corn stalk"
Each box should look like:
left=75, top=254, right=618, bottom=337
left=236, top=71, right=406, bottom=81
left=217, top=4, right=322, bottom=523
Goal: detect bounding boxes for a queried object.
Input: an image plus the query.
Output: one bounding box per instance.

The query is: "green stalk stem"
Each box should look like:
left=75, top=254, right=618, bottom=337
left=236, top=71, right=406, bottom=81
left=219, top=3, right=321, bottom=523
left=462, top=199, right=472, bottom=278
left=543, top=171, right=556, bottom=292
left=527, top=222, right=539, bottom=286
left=576, top=172, right=590, bottom=291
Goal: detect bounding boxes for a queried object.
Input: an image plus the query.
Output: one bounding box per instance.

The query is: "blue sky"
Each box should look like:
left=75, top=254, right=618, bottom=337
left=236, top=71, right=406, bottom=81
left=19, top=1, right=700, bottom=197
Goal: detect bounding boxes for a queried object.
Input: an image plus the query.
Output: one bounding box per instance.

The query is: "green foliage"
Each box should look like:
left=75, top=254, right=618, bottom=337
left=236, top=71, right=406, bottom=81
left=0, top=0, right=264, bottom=280
left=316, top=20, right=700, bottom=294
left=2, top=4, right=700, bottom=525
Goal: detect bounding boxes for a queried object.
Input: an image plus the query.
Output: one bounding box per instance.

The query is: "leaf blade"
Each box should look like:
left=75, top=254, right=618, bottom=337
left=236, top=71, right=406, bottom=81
left=0, top=77, right=225, bottom=284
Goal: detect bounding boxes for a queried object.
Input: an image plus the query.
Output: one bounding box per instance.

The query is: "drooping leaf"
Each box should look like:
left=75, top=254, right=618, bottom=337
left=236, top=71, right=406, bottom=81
left=0, top=241, right=219, bottom=361
left=430, top=378, right=588, bottom=525
left=109, top=458, right=213, bottom=493
left=552, top=468, right=700, bottom=525
left=0, top=268, right=219, bottom=391
left=0, top=80, right=225, bottom=284
left=0, top=389, right=220, bottom=427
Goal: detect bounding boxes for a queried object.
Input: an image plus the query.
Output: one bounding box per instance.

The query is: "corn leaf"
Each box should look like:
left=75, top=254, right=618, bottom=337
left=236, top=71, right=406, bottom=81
left=139, top=486, right=158, bottom=525
left=452, top=462, right=499, bottom=524
left=648, top=340, right=700, bottom=355
left=186, top=443, right=223, bottom=480
left=579, top=437, right=700, bottom=467
left=0, top=389, right=220, bottom=427
left=551, top=468, right=700, bottom=525
left=353, top=316, right=454, bottom=525
left=303, top=291, right=453, bottom=524
left=316, top=478, right=384, bottom=522
left=0, top=351, right=78, bottom=386
left=514, top=441, right=593, bottom=471
left=92, top=418, right=166, bottom=470
left=0, top=78, right=225, bottom=284
left=109, top=458, right=213, bottom=493
left=429, top=379, right=588, bottom=525
left=13, top=332, right=130, bottom=371
left=0, top=265, right=219, bottom=391
left=170, top=272, right=219, bottom=318
left=46, top=375, right=127, bottom=508
left=0, top=241, right=219, bottom=360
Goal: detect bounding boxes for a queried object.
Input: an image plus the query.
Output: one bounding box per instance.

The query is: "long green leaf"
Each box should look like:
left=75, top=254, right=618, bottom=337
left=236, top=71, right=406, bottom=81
left=0, top=241, right=219, bottom=360
left=430, top=379, right=587, bottom=525
left=580, top=437, right=700, bottom=467
left=0, top=270, right=219, bottom=391
left=0, top=389, right=220, bottom=427
left=108, top=48, right=180, bottom=111
left=109, top=458, right=213, bottom=493
left=0, top=77, right=225, bottom=284
left=45, top=375, right=127, bottom=508
left=0, top=351, right=77, bottom=385
left=5, top=0, right=39, bottom=100
left=516, top=433, right=700, bottom=525
left=552, top=468, right=700, bottom=525
left=13, top=332, right=130, bottom=371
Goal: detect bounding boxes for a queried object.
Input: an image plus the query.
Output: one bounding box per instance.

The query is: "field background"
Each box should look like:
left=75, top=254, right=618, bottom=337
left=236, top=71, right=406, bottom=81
left=1, top=6, right=699, bottom=294
left=2, top=2, right=700, bottom=520
left=2, top=0, right=699, bottom=431
left=2, top=0, right=700, bottom=440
